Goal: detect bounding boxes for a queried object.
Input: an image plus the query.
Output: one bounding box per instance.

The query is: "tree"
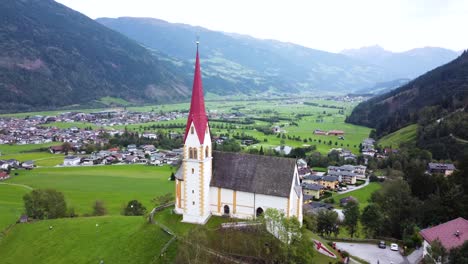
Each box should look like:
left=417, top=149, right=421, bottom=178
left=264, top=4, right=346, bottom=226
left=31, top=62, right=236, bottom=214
left=316, top=209, right=339, bottom=237
left=92, top=200, right=107, bottom=216
left=170, top=172, right=176, bottom=181
left=361, top=204, right=383, bottom=237
left=123, top=200, right=147, bottom=216
left=61, top=142, right=72, bottom=155
left=259, top=146, right=264, bottom=155
left=449, top=240, right=468, bottom=264
left=23, top=189, right=67, bottom=219
left=151, top=193, right=174, bottom=207
left=425, top=239, right=448, bottom=264
left=343, top=200, right=359, bottom=238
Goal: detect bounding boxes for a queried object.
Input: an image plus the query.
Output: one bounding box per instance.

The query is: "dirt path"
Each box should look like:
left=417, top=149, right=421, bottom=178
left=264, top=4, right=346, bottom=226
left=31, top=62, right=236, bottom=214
left=0, top=182, right=33, bottom=190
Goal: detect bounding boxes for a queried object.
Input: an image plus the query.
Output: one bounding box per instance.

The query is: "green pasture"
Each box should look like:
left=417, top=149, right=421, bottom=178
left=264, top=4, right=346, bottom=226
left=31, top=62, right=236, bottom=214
left=0, top=216, right=171, bottom=264
left=378, top=124, right=418, bottom=148
left=332, top=182, right=382, bottom=210
left=6, top=165, right=175, bottom=215
left=0, top=184, right=30, bottom=231
left=0, top=143, right=59, bottom=155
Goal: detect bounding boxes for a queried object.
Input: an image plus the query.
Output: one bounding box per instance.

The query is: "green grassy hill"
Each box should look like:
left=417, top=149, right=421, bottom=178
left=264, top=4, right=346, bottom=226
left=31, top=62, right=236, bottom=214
left=0, top=184, right=30, bottom=231
left=0, top=216, right=170, bottom=264
left=378, top=124, right=418, bottom=148
left=7, top=165, right=174, bottom=215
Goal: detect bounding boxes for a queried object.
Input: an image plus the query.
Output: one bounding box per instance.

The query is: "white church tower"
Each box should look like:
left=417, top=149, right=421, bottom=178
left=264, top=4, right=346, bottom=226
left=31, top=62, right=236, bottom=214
left=177, top=42, right=212, bottom=224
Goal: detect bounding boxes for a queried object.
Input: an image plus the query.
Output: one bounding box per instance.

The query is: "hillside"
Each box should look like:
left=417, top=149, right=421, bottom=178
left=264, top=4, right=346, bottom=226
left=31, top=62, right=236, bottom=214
left=348, top=51, right=468, bottom=159
left=342, top=45, right=459, bottom=78
left=0, top=0, right=190, bottom=112
left=96, top=17, right=395, bottom=95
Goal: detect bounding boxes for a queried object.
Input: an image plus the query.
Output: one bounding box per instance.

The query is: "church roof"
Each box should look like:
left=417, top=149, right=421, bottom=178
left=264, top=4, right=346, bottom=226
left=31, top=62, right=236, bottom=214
left=184, top=45, right=208, bottom=144
left=211, top=151, right=297, bottom=198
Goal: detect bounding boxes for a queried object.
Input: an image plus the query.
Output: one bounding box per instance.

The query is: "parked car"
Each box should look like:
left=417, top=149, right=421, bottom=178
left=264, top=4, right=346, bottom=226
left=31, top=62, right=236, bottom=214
left=378, top=241, right=386, bottom=249
left=390, top=243, right=399, bottom=251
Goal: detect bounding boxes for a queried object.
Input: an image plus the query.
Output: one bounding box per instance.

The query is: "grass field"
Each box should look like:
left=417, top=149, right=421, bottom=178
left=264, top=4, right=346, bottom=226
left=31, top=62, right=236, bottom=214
left=0, top=142, right=59, bottom=155
left=332, top=182, right=382, bottom=210
left=0, top=184, right=30, bottom=231
left=378, top=124, right=418, bottom=148
left=5, top=165, right=175, bottom=216
left=0, top=216, right=171, bottom=264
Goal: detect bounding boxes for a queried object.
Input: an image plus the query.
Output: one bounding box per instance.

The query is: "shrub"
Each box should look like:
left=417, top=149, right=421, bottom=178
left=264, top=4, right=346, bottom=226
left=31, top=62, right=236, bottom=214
left=123, top=200, right=147, bottom=216
left=92, top=200, right=107, bottom=216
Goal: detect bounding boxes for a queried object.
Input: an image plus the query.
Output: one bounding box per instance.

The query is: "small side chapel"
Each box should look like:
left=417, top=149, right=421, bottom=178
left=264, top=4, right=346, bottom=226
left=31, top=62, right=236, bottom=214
left=174, top=43, right=303, bottom=225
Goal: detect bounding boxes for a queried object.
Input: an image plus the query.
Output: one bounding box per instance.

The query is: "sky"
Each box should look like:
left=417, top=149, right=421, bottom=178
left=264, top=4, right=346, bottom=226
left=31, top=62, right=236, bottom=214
left=55, top=0, right=467, bottom=53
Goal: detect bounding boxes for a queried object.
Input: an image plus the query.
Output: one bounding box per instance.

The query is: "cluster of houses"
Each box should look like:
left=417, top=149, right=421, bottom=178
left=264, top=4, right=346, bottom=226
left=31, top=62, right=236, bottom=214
left=60, top=144, right=183, bottom=167
left=296, top=158, right=367, bottom=200
left=0, top=159, right=34, bottom=181
left=0, top=110, right=188, bottom=145
left=0, top=117, right=112, bottom=146
left=328, top=148, right=358, bottom=162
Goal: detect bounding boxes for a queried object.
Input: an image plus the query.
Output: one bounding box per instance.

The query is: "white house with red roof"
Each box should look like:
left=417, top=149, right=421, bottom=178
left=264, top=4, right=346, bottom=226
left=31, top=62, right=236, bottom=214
left=174, top=44, right=303, bottom=225
left=420, top=217, right=468, bottom=262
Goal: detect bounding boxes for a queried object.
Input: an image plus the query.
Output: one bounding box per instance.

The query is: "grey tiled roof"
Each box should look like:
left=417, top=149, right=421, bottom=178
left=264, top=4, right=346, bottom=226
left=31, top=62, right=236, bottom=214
left=211, top=151, right=297, bottom=198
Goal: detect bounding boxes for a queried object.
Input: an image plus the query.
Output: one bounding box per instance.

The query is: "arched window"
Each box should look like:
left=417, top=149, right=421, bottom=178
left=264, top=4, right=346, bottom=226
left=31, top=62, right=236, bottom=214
left=190, top=127, right=194, bottom=134
left=193, top=148, right=198, bottom=159
left=256, top=207, right=264, bottom=217
left=188, top=147, right=193, bottom=159
left=224, top=205, right=230, bottom=215
left=205, top=146, right=209, bottom=158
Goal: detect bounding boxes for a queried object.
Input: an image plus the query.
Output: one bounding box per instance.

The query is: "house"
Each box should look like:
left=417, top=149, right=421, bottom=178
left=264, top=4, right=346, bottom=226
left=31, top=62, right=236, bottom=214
left=328, top=130, right=344, bottom=136
left=174, top=46, right=302, bottom=225
left=302, top=183, right=325, bottom=199
left=313, top=129, right=327, bottom=135
left=21, top=160, right=35, bottom=170
left=142, top=133, right=158, bottom=139
left=0, top=171, right=10, bottom=181
left=127, top=144, right=137, bottom=152
left=340, top=196, right=357, bottom=206
left=49, top=145, right=63, bottom=154
left=321, top=176, right=339, bottom=190
left=303, top=175, right=323, bottom=185
left=427, top=163, right=456, bottom=176
left=303, top=202, right=334, bottom=215
left=142, top=144, right=157, bottom=154
left=63, top=156, right=81, bottom=166
left=420, top=217, right=468, bottom=263
left=19, top=215, right=29, bottom=223
left=125, top=155, right=139, bottom=164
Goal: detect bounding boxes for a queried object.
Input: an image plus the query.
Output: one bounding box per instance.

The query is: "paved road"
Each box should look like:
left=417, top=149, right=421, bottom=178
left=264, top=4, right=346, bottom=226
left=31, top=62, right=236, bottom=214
left=336, top=179, right=369, bottom=195
left=336, top=242, right=405, bottom=264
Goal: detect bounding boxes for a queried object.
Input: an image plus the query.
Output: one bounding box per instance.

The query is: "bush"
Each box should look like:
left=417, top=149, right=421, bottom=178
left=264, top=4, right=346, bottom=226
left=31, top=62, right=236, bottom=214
left=23, top=189, right=67, bottom=219
left=369, top=174, right=379, bottom=182
left=355, top=180, right=366, bottom=186
left=92, top=200, right=107, bottom=216
left=324, top=197, right=335, bottom=204
left=123, top=200, right=147, bottom=216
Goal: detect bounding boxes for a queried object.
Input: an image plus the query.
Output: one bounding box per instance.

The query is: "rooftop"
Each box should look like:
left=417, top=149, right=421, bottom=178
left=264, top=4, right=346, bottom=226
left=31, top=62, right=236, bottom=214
left=420, top=217, right=468, bottom=250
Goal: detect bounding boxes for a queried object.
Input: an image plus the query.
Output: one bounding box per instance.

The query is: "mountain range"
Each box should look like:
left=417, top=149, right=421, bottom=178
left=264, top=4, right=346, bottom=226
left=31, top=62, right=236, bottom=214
left=0, top=0, right=461, bottom=112
left=97, top=17, right=396, bottom=96
left=342, top=45, right=459, bottom=79
left=347, top=51, right=468, bottom=159
left=0, top=0, right=190, bottom=112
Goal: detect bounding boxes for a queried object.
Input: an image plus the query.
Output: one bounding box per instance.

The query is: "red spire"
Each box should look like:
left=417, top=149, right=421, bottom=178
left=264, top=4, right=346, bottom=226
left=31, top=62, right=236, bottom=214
left=184, top=44, right=208, bottom=144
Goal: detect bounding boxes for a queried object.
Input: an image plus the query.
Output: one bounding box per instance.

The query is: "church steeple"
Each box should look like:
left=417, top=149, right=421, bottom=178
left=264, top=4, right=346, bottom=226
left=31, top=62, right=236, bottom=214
left=184, top=42, right=208, bottom=144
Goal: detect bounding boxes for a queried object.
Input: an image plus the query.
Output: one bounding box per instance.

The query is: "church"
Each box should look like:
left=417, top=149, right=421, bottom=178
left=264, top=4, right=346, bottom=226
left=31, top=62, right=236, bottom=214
left=174, top=44, right=303, bottom=225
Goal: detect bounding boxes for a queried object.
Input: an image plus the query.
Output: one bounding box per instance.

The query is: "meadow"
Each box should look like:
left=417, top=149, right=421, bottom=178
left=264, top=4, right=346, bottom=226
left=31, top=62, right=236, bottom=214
left=332, top=182, right=382, bottom=210
left=0, top=216, right=172, bottom=264
left=0, top=184, right=30, bottom=231
left=378, top=124, right=418, bottom=148
left=5, top=165, right=175, bottom=215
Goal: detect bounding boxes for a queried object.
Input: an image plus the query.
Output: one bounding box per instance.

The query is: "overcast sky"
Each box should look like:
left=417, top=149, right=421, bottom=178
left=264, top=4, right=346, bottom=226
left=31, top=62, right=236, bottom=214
left=55, top=0, right=467, bottom=53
